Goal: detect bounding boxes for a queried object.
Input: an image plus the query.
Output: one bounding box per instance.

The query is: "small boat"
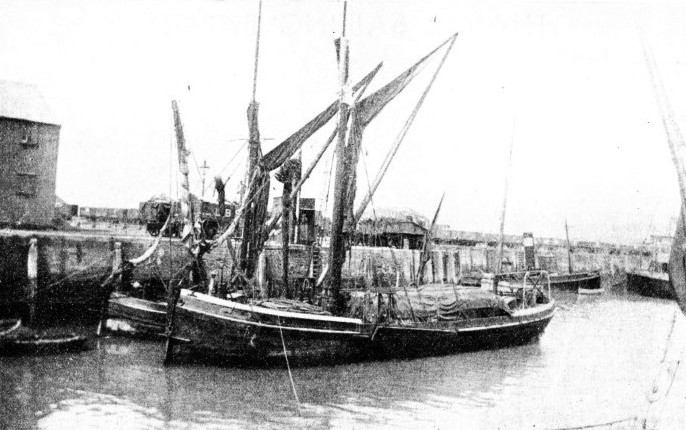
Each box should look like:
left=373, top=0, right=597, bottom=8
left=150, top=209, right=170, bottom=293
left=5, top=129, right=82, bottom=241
left=485, top=271, right=602, bottom=294
left=169, top=290, right=369, bottom=363
left=104, top=292, right=167, bottom=337
left=0, top=319, right=21, bottom=337
left=0, top=323, right=88, bottom=355
left=626, top=266, right=673, bottom=300
left=577, top=285, right=604, bottom=295
left=551, top=271, right=603, bottom=293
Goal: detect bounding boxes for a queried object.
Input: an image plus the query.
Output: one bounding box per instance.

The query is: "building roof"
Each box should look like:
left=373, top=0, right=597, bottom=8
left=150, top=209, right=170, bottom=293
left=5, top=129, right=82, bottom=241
left=359, top=207, right=429, bottom=226
left=0, top=80, right=59, bottom=125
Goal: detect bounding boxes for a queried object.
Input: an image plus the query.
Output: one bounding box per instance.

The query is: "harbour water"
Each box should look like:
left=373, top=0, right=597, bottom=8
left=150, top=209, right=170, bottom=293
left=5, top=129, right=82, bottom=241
left=2, top=291, right=685, bottom=430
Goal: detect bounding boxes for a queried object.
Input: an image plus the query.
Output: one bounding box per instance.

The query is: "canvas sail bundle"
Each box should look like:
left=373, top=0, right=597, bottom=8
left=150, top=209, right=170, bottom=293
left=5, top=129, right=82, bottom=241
left=346, top=285, right=510, bottom=323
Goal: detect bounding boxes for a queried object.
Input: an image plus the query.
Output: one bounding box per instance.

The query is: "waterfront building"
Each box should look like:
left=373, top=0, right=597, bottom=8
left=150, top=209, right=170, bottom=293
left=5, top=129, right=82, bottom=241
left=0, top=80, right=60, bottom=228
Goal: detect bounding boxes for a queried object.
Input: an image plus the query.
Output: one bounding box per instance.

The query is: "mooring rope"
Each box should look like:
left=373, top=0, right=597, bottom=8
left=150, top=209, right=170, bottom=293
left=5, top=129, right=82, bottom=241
left=545, top=416, right=638, bottom=430
left=37, top=253, right=113, bottom=295
left=277, top=316, right=301, bottom=416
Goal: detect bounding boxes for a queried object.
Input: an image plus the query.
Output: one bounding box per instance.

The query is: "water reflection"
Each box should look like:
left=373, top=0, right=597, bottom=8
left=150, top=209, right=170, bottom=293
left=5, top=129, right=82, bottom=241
left=0, top=292, right=684, bottom=429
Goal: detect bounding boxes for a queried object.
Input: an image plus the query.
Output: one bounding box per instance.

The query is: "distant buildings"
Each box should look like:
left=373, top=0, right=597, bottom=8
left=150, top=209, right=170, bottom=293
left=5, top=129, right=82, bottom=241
left=0, top=80, right=60, bottom=228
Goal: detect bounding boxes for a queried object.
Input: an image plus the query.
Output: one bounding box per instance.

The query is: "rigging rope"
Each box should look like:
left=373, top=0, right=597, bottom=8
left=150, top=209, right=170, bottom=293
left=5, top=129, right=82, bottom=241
left=218, top=140, right=248, bottom=178
left=277, top=316, right=301, bottom=416
left=323, top=144, right=337, bottom=216
left=169, top=108, right=174, bottom=292
left=544, top=416, right=638, bottom=430
left=361, top=146, right=377, bottom=224
left=251, top=0, right=263, bottom=102
left=37, top=254, right=113, bottom=295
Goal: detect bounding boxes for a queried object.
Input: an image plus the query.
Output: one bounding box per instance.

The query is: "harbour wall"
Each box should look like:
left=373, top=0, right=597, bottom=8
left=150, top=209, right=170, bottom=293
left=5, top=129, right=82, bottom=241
left=0, top=229, right=654, bottom=319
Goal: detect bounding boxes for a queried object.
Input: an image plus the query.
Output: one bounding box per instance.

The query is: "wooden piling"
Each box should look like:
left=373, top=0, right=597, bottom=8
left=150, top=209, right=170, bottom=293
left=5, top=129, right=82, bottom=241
left=27, top=238, right=38, bottom=326
left=112, top=242, right=122, bottom=273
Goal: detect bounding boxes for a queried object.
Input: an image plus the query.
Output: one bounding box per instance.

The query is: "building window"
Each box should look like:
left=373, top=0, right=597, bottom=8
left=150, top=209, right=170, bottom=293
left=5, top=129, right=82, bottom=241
left=20, top=124, right=37, bottom=146
left=16, top=172, right=38, bottom=197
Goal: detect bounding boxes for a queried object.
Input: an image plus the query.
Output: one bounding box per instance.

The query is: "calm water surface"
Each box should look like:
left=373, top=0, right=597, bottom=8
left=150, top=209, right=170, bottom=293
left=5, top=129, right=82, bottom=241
left=2, top=291, right=685, bottom=429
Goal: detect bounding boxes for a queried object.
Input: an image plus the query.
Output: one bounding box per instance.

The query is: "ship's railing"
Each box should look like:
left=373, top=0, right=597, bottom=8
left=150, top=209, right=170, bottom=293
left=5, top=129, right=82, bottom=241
left=522, top=270, right=552, bottom=308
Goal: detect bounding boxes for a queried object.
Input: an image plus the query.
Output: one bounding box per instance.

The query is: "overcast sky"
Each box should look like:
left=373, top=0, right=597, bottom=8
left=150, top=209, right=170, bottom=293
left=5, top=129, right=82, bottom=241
left=1, top=0, right=685, bottom=244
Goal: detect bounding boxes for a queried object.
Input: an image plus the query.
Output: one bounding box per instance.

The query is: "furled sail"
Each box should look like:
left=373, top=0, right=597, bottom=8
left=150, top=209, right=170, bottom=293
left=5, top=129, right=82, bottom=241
left=238, top=64, right=382, bottom=279
left=171, top=100, right=195, bottom=249
left=238, top=101, right=271, bottom=278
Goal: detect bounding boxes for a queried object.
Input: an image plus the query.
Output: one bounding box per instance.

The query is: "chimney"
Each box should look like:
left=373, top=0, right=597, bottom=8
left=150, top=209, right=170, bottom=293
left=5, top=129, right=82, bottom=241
left=523, top=232, right=536, bottom=270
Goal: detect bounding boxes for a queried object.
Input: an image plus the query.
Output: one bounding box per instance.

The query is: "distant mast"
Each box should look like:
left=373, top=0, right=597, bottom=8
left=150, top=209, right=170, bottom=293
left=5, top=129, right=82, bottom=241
left=496, top=120, right=515, bottom=276
left=565, top=219, right=574, bottom=273
left=328, top=1, right=352, bottom=312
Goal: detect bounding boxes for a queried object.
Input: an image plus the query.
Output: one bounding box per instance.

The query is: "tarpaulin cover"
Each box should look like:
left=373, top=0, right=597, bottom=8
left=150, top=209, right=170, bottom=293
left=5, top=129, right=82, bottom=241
left=346, top=284, right=510, bottom=322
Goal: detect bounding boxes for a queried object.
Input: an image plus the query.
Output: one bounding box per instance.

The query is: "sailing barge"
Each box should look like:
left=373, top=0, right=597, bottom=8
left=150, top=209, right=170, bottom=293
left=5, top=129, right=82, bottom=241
left=168, top=281, right=554, bottom=363
left=156, top=4, right=557, bottom=366
left=94, top=3, right=556, bottom=365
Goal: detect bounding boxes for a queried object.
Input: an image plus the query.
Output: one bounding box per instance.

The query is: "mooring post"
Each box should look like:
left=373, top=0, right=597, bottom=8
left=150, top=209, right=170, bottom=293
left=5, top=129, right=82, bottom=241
left=256, top=251, right=267, bottom=298
left=112, top=242, right=122, bottom=273
left=27, top=238, right=38, bottom=326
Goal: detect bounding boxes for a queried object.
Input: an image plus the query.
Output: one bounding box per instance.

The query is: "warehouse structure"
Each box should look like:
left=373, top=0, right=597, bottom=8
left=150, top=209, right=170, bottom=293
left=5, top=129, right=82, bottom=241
left=0, top=80, right=60, bottom=228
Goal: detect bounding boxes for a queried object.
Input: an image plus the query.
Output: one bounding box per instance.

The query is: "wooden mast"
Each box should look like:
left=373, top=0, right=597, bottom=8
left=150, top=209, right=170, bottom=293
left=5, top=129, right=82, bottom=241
left=417, top=193, right=445, bottom=284
left=321, top=31, right=459, bottom=294
left=238, top=0, right=265, bottom=279
left=496, top=120, right=515, bottom=278
left=328, top=0, right=352, bottom=312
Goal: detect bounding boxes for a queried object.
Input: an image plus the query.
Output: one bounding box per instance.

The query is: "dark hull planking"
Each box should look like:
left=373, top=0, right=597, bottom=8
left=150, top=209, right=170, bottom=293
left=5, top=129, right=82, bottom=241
left=105, top=294, right=167, bottom=337
left=170, top=293, right=369, bottom=365
left=168, top=291, right=555, bottom=365
left=371, top=307, right=554, bottom=358
left=0, top=326, right=88, bottom=355
left=549, top=272, right=602, bottom=292
left=626, top=272, right=674, bottom=300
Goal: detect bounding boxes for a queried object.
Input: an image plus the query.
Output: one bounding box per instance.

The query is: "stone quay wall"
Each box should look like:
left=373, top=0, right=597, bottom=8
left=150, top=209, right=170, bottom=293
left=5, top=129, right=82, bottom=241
left=0, top=229, right=655, bottom=317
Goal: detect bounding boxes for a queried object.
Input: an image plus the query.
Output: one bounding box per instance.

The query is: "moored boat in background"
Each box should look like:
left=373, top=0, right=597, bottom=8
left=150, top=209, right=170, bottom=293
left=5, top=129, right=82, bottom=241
left=104, top=292, right=167, bottom=337
left=0, top=320, right=88, bottom=355
left=627, top=235, right=673, bottom=299
left=551, top=271, right=602, bottom=293
left=0, top=319, right=21, bottom=337
left=627, top=265, right=673, bottom=299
